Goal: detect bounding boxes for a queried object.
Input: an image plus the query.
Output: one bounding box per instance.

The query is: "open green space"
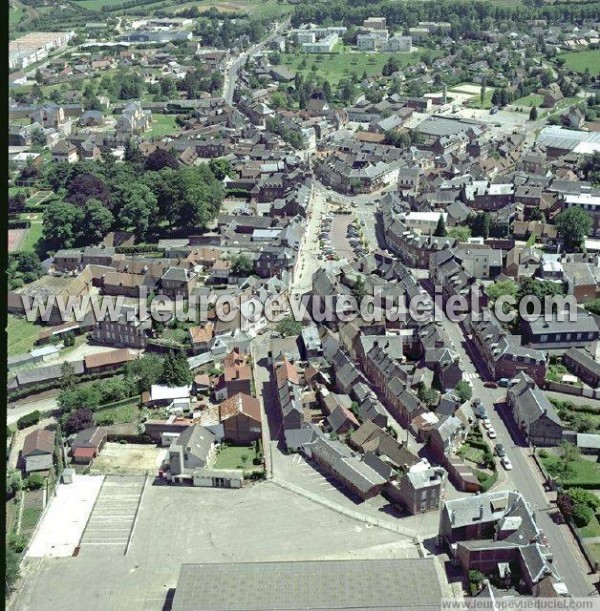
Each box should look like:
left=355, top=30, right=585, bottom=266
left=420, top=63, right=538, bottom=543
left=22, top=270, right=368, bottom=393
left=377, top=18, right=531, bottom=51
left=562, top=49, right=600, bottom=75
left=580, top=513, right=600, bottom=538
left=541, top=454, right=600, bottom=487
left=457, top=444, right=486, bottom=464
left=279, top=50, right=434, bottom=85
left=141, top=114, right=181, bottom=139
left=512, top=93, right=543, bottom=107
left=18, top=219, right=43, bottom=254
left=214, top=444, right=259, bottom=471
left=7, top=315, right=41, bottom=357
left=71, top=0, right=127, bottom=10
left=94, top=399, right=140, bottom=425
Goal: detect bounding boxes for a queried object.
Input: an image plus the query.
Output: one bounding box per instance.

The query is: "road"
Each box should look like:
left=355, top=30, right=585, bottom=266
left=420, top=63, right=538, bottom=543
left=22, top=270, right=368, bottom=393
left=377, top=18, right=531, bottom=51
left=432, top=304, right=596, bottom=597
left=8, top=391, right=59, bottom=426
left=222, top=18, right=290, bottom=105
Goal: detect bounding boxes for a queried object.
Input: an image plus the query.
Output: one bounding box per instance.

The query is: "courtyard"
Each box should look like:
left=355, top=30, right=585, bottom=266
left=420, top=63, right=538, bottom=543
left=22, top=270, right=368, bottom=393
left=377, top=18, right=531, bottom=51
left=90, top=442, right=167, bottom=475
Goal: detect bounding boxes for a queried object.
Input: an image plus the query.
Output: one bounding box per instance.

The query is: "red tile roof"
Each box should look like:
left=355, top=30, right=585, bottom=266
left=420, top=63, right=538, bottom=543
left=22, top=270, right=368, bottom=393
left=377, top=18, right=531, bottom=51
left=219, top=392, right=261, bottom=423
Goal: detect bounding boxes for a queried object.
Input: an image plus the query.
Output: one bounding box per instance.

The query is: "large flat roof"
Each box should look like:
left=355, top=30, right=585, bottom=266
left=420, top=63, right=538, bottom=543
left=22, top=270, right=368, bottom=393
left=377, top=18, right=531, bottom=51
left=172, top=558, right=443, bottom=611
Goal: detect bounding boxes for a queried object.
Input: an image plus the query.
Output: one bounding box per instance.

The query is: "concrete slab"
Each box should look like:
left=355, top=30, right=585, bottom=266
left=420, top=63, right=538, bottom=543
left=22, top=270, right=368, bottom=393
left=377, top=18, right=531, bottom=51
left=26, top=475, right=104, bottom=558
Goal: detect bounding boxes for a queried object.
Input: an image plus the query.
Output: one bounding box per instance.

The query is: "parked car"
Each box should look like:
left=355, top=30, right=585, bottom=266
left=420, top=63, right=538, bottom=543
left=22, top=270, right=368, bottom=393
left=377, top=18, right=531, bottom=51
left=481, top=419, right=491, bottom=428
left=495, top=443, right=506, bottom=457
left=498, top=378, right=510, bottom=388
left=487, top=428, right=497, bottom=439
left=484, top=381, right=498, bottom=389
left=500, top=457, right=513, bottom=470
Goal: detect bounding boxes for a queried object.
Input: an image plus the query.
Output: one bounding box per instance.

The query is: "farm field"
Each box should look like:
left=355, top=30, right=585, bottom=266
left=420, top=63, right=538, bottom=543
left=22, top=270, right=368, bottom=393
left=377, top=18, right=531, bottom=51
left=562, top=49, right=600, bottom=74
left=279, top=49, right=435, bottom=85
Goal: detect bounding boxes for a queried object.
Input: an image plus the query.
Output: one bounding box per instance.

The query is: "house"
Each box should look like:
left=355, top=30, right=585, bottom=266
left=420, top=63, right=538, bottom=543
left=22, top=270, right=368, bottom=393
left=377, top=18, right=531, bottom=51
left=31, top=104, right=65, bottom=128
left=439, top=491, right=558, bottom=593
left=21, top=429, right=55, bottom=474
left=274, top=355, right=304, bottom=434
left=302, top=435, right=386, bottom=501
left=429, top=415, right=467, bottom=461
left=219, top=392, right=262, bottom=444
left=562, top=347, right=600, bottom=388
left=168, top=424, right=216, bottom=481
left=507, top=372, right=564, bottom=446
left=116, top=101, right=151, bottom=135
left=70, top=427, right=107, bottom=464
left=92, top=309, right=152, bottom=349
left=214, top=351, right=252, bottom=401
left=160, top=267, right=197, bottom=299
left=149, top=385, right=191, bottom=408
left=188, top=322, right=215, bottom=354
left=84, top=349, right=135, bottom=374
left=392, top=463, right=447, bottom=514
left=541, top=83, right=563, bottom=108
left=79, top=110, right=104, bottom=127
left=51, top=140, right=79, bottom=163
left=521, top=309, right=600, bottom=350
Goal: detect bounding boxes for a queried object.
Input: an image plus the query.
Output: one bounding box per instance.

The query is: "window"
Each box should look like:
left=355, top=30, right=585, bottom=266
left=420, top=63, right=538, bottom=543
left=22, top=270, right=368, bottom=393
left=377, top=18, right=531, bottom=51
left=540, top=334, right=548, bottom=342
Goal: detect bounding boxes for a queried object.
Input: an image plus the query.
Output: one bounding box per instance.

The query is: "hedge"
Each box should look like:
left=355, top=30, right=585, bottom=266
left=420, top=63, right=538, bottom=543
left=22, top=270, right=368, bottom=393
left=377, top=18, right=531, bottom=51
left=8, top=220, right=31, bottom=230
left=17, top=411, right=41, bottom=430
left=8, top=366, right=128, bottom=403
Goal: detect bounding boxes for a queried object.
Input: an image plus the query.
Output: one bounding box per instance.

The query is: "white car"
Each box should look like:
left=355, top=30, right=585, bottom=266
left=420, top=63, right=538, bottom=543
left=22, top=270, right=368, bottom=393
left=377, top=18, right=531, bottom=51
left=487, top=428, right=498, bottom=439
left=481, top=418, right=491, bottom=428
left=501, top=457, right=513, bottom=471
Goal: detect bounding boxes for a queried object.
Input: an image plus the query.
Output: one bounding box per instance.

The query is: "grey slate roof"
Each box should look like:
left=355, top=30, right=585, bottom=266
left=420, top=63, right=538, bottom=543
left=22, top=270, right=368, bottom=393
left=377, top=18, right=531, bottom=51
left=171, top=558, right=444, bottom=611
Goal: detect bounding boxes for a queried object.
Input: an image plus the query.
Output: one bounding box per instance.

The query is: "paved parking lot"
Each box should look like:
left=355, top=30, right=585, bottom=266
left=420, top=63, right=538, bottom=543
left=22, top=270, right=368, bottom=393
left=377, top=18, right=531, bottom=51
left=330, top=214, right=355, bottom=262
left=13, top=483, right=420, bottom=611
left=79, top=475, right=146, bottom=554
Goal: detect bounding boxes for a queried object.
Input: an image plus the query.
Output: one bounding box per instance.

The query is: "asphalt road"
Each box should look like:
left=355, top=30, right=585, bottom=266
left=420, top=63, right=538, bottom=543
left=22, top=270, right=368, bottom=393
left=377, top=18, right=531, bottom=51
left=435, top=308, right=596, bottom=597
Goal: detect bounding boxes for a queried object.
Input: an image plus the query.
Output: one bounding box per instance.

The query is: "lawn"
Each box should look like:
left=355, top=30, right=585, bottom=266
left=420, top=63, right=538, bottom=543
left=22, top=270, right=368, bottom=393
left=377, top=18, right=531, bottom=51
left=457, top=444, right=486, bottom=465
left=562, top=49, right=600, bottom=75
left=7, top=315, right=41, bottom=357
left=141, top=114, right=181, bottom=139
left=587, top=542, right=600, bottom=566
left=214, top=444, right=259, bottom=471
left=541, top=454, right=600, bottom=487
left=94, top=400, right=140, bottom=425
left=18, top=218, right=43, bottom=254
left=71, top=0, right=125, bottom=10
left=279, top=50, right=433, bottom=86
left=580, top=514, right=600, bottom=538
left=27, top=190, right=53, bottom=206
left=512, top=94, right=543, bottom=107
left=466, top=88, right=495, bottom=110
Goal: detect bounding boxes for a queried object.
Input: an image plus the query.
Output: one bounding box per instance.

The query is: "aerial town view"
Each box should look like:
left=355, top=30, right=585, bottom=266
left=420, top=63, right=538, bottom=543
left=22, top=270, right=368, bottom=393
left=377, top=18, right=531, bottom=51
left=6, top=0, right=600, bottom=608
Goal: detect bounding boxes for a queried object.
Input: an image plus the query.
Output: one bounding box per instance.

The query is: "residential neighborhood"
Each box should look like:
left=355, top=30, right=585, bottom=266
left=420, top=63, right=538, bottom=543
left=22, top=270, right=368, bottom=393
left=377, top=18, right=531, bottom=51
left=6, top=0, right=600, bottom=608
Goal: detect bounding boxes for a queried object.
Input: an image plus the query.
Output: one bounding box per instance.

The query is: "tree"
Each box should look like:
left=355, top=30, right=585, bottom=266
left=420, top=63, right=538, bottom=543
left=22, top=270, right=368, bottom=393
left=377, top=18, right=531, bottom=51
left=161, top=349, right=192, bottom=387
left=572, top=503, right=593, bottom=527
left=144, top=149, right=179, bottom=172
left=322, top=80, right=332, bottom=101
left=31, top=128, right=47, bottom=148
left=231, top=254, right=253, bottom=277
left=64, top=408, right=95, bottom=436
left=60, top=361, right=76, bottom=392
left=468, top=212, right=491, bottom=238
left=41, top=201, right=85, bottom=252
left=6, top=468, right=23, bottom=499
left=416, top=382, right=439, bottom=408
left=529, top=105, right=538, bottom=121
left=126, top=354, right=164, bottom=393
left=124, top=139, right=143, bottom=165
left=82, top=199, right=114, bottom=245
left=66, top=172, right=112, bottom=209
left=7, top=252, right=45, bottom=290
left=480, top=78, right=487, bottom=106
left=454, top=381, right=472, bottom=403
left=114, top=182, right=158, bottom=239
left=486, top=279, right=518, bottom=303
left=17, top=411, right=40, bottom=430
left=277, top=316, right=303, bottom=337
left=27, top=473, right=45, bottom=490
left=208, top=158, right=233, bottom=181
left=434, top=214, right=447, bottom=237
left=555, top=206, right=592, bottom=250
left=448, top=226, right=471, bottom=241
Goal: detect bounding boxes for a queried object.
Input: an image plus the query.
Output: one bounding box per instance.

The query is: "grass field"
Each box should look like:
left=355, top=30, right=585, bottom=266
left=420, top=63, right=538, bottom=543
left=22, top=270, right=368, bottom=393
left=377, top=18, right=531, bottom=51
left=141, top=114, right=181, bottom=139
left=512, top=93, right=543, bottom=107
left=562, top=49, right=600, bottom=75
left=71, top=0, right=125, bottom=10
left=7, top=315, right=41, bottom=357
left=279, top=50, right=433, bottom=85
left=580, top=514, right=600, bottom=538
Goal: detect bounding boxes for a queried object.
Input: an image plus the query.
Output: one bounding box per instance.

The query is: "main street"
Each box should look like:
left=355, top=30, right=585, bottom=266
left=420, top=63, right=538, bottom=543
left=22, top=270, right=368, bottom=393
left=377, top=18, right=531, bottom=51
left=222, top=18, right=290, bottom=105
left=432, top=305, right=597, bottom=597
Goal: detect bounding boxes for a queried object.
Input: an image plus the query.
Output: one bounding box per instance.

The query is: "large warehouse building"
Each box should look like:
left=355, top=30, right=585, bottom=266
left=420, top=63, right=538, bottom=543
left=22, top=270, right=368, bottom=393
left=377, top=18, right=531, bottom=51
left=171, top=558, right=445, bottom=610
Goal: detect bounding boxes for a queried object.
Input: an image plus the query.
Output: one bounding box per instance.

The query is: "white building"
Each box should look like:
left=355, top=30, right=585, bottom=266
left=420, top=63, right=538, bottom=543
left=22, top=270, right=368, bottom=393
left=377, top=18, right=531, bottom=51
left=398, top=212, right=448, bottom=234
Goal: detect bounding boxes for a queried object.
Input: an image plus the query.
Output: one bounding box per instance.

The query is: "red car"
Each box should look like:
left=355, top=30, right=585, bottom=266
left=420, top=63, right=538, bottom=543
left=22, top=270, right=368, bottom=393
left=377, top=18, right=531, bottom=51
left=484, top=381, right=498, bottom=389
